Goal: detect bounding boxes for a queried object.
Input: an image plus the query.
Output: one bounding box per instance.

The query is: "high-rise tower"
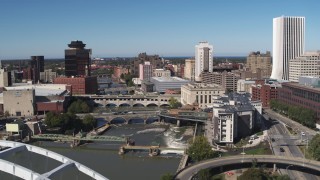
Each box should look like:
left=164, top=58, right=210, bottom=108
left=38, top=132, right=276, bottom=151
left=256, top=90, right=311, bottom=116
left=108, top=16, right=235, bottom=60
left=270, top=16, right=305, bottom=80
left=65, top=40, right=92, bottom=77
left=195, top=41, right=213, bottom=81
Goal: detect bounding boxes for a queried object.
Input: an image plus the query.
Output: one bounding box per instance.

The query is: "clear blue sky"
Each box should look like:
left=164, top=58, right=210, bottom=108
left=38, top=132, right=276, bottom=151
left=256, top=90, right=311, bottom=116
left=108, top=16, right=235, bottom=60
left=0, top=0, right=319, bottom=59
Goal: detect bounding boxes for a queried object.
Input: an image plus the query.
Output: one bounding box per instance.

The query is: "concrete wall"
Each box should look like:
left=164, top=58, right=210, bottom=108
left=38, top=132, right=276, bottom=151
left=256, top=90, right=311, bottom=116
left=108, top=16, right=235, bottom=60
left=3, top=89, right=35, bottom=116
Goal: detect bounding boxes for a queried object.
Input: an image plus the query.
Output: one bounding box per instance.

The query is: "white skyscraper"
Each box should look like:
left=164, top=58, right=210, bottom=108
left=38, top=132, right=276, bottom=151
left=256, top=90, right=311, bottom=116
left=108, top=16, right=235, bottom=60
left=195, top=41, right=213, bottom=81
left=270, top=16, right=305, bottom=81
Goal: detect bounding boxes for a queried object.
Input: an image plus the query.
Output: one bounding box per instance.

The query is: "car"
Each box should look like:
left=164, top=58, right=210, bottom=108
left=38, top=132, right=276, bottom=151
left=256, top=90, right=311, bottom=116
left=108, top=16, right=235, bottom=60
left=271, top=138, right=275, bottom=142
left=301, top=132, right=306, bottom=136
left=280, top=147, right=285, bottom=152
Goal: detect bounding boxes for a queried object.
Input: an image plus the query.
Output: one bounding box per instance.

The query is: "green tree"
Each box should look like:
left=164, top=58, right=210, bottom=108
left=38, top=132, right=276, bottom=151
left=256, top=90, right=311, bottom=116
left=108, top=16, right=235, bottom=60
left=81, top=101, right=91, bottom=113
left=82, top=114, right=96, bottom=131
left=187, top=136, right=219, bottom=162
left=273, top=175, right=290, bottom=180
left=160, top=173, right=174, bottom=180
left=238, top=168, right=269, bottom=180
left=308, top=134, right=320, bottom=161
left=168, top=97, right=181, bottom=109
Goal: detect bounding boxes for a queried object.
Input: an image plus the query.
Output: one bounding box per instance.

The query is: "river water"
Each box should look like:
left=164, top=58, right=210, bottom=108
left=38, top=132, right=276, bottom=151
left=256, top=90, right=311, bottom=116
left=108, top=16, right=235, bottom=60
left=0, top=123, right=193, bottom=180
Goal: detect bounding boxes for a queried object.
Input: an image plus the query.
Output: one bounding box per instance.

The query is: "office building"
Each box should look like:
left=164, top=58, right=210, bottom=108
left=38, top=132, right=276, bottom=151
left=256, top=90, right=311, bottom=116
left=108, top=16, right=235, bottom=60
left=181, top=83, right=225, bottom=109
left=40, top=69, right=57, bottom=83
left=139, top=61, right=153, bottom=81
left=237, top=79, right=255, bottom=94
left=0, top=68, right=12, bottom=88
left=2, top=89, right=35, bottom=116
left=28, top=56, right=44, bottom=83
left=271, top=16, right=305, bottom=80
left=201, top=71, right=240, bottom=92
left=184, top=59, right=195, bottom=81
left=65, top=40, right=92, bottom=77
left=153, top=69, right=171, bottom=78
left=210, top=93, right=262, bottom=144
left=150, top=77, right=189, bottom=93
left=251, top=80, right=281, bottom=107
left=53, top=76, right=97, bottom=95
left=195, top=42, right=213, bottom=81
left=246, top=51, right=272, bottom=77
left=289, top=51, right=320, bottom=82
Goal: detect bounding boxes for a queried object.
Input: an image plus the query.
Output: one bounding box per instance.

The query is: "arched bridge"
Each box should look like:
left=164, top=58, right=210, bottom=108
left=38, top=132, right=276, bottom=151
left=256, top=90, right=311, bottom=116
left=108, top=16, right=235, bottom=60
left=0, top=141, right=108, bottom=180
left=175, top=155, right=320, bottom=180
left=93, top=113, right=160, bottom=124
left=80, top=94, right=180, bottom=107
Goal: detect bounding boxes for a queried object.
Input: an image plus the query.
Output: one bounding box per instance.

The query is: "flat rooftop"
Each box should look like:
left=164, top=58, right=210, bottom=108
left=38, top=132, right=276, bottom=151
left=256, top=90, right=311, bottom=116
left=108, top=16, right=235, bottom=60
left=151, top=76, right=189, bottom=82
left=5, top=84, right=68, bottom=96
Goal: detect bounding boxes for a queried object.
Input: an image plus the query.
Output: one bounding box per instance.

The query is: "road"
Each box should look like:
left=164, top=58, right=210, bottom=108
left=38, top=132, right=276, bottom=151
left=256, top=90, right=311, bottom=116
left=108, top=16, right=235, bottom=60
left=175, top=155, right=320, bottom=180
left=265, top=109, right=319, bottom=180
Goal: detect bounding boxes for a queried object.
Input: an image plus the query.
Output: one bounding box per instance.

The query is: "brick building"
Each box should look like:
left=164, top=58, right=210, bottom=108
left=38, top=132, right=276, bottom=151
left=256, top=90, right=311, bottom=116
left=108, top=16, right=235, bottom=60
left=53, top=76, right=97, bottom=95
left=251, top=80, right=281, bottom=107
left=278, top=82, right=320, bottom=122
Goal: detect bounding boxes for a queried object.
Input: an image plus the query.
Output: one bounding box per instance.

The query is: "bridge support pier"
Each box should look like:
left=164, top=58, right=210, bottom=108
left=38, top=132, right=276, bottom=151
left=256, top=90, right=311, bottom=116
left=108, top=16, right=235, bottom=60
left=177, top=120, right=181, bottom=127
left=273, top=163, right=277, bottom=172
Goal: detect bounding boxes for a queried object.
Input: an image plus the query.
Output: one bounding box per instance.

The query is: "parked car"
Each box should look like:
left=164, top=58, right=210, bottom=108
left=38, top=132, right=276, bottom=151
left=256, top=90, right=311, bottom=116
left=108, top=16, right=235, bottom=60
left=280, top=147, right=285, bottom=152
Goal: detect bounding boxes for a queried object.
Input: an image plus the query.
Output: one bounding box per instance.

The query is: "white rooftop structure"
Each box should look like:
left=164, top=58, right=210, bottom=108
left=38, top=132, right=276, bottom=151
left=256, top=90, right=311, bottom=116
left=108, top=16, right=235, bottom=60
left=150, top=77, right=189, bottom=93
left=5, top=84, right=68, bottom=96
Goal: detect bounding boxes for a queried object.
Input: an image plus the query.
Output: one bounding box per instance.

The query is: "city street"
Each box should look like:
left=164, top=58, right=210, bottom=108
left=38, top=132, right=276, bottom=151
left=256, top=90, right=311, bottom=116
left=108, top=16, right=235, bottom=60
left=265, top=109, right=319, bottom=180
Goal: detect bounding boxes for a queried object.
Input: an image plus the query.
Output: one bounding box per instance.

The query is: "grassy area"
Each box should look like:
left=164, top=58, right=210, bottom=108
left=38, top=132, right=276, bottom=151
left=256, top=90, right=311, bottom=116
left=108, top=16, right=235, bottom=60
left=256, top=131, right=263, bottom=136
left=298, top=146, right=313, bottom=160
left=245, top=147, right=271, bottom=155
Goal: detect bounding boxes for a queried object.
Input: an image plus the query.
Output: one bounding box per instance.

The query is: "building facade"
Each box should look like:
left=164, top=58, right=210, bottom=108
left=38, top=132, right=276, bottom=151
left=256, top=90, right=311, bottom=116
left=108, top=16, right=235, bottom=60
left=278, top=81, right=320, bottom=122
left=289, top=51, right=320, bottom=82
left=53, top=76, right=97, bottom=95
left=153, top=69, right=170, bottom=78
left=210, top=93, right=262, bottom=144
left=139, top=61, right=153, bottom=81
left=3, top=89, right=35, bottom=116
left=0, top=68, right=12, bottom=88
left=237, top=79, right=255, bottom=94
left=30, top=56, right=44, bottom=83
left=150, top=77, right=189, bottom=93
left=184, top=59, right=195, bottom=81
left=181, top=83, right=225, bottom=109
left=40, top=69, right=57, bottom=83
left=195, top=42, right=213, bottom=81
left=251, top=81, right=281, bottom=108
left=246, top=51, right=272, bottom=77
left=201, top=71, right=240, bottom=92
left=271, top=16, right=305, bottom=81
left=65, top=41, right=92, bottom=77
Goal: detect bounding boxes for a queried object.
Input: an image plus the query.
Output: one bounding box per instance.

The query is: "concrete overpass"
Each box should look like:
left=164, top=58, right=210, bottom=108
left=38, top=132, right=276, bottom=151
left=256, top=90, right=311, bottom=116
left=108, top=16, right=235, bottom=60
left=175, top=155, right=320, bottom=180
left=0, top=141, right=108, bottom=180
left=80, top=94, right=180, bottom=107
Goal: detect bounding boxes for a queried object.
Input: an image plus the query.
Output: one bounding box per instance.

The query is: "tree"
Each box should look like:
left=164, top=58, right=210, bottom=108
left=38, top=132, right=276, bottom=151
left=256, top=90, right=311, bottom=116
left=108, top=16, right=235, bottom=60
left=168, top=97, right=181, bottom=109
left=160, top=173, right=174, bottom=180
left=273, top=175, right=290, bottom=180
left=238, top=168, right=269, bottom=180
left=194, top=168, right=212, bottom=180
left=82, top=114, right=96, bottom=131
left=81, top=101, right=91, bottom=113
left=187, top=136, right=219, bottom=162
left=308, top=134, right=320, bottom=161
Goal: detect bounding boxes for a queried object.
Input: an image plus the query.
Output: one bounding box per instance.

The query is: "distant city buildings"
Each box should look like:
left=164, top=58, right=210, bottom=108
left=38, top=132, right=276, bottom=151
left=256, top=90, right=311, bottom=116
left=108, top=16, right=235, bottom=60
left=65, top=40, right=92, bottom=77
left=184, top=59, right=195, bottom=81
left=113, top=66, right=129, bottom=79
left=0, top=68, right=12, bottom=89
left=40, top=69, right=57, bottom=83
left=201, top=71, right=240, bottom=92
left=271, top=16, right=305, bottom=81
left=181, top=83, right=225, bottom=109
left=139, top=61, right=153, bottom=81
left=289, top=51, right=320, bottom=82
left=195, top=42, right=213, bottom=81
left=30, top=56, right=44, bottom=83
left=131, top=53, right=164, bottom=77
left=246, top=51, right=272, bottom=78
left=150, top=76, right=189, bottom=93
left=237, top=79, right=255, bottom=94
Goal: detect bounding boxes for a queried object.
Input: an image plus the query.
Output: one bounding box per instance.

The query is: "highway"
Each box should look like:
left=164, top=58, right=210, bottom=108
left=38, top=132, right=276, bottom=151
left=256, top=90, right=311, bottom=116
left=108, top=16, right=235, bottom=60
left=265, top=109, right=319, bottom=180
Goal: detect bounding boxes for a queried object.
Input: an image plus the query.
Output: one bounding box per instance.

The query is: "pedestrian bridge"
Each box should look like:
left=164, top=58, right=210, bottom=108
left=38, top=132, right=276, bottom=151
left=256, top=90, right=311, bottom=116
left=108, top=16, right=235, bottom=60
left=82, top=94, right=180, bottom=107
left=175, top=155, right=320, bottom=180
left=0, top=141, right=108, bottom=180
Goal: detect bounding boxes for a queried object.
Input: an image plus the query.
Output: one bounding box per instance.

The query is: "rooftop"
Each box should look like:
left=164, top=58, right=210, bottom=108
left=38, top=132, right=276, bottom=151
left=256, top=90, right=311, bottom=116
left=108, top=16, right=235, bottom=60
left=183, top=83, right=223, bottom=89
left=151, top=76, right=189, bottom=82
left=5, top=84, right=68, bottom=96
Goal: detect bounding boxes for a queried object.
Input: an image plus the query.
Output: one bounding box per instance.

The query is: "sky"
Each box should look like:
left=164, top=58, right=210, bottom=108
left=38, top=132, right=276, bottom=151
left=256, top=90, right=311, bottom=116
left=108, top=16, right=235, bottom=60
left=0, top=0, right=319, bottom=59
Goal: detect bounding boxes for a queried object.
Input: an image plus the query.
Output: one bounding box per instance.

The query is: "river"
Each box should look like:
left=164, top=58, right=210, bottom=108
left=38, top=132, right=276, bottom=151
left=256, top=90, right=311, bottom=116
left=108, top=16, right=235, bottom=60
left=0, top=123, right=193, bottom=180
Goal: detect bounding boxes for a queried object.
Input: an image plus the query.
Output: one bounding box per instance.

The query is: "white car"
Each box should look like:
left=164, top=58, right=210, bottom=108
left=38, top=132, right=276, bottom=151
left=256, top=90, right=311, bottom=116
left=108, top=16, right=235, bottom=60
left=301, top=132, right=306, bottom=136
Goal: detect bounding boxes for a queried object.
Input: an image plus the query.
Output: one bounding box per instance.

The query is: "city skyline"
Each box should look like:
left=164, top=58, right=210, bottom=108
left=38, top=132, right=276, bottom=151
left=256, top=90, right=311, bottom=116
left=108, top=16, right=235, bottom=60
left=0, top=0, right=319, bottom=59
